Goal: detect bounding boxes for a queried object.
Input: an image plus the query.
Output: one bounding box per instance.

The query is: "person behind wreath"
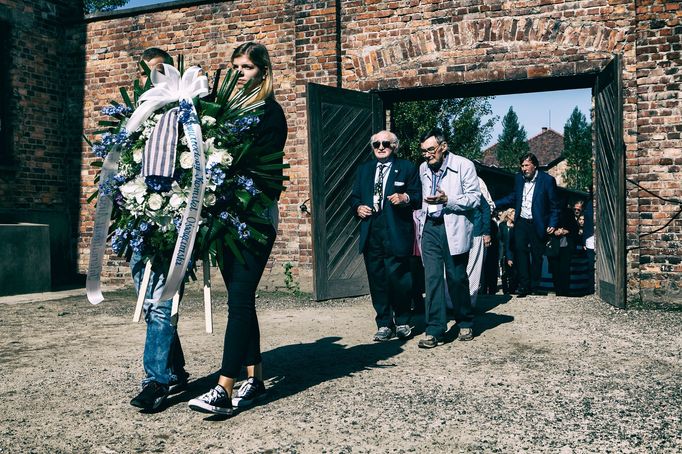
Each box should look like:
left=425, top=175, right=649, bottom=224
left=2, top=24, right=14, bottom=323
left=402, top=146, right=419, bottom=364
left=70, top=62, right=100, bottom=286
left=349, top=130, right=422, bottom=342
left=129, top=47, right=190, bottom=412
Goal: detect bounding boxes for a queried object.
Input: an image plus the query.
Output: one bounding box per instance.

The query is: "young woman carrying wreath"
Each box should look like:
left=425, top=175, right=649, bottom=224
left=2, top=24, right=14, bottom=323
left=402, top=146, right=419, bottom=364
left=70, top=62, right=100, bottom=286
left=189, top=42, right=288, bottom=416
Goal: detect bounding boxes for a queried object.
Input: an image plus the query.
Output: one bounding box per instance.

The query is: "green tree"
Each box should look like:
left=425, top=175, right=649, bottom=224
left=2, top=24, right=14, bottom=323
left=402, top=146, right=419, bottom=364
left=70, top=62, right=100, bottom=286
left=495, top=107, right=529, bottom=171
left=84, top=0, right=129, bottom=14
left=563, top=106, right=593, bottom=191
left=392, top=97, right=497, bottom=164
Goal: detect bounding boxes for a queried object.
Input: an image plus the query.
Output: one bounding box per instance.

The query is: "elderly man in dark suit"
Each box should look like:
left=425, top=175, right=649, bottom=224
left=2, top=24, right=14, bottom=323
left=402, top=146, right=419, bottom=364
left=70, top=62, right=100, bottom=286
left=350, top=130, right=421, bottom=341
left=494, top=153, right=561, bottom=297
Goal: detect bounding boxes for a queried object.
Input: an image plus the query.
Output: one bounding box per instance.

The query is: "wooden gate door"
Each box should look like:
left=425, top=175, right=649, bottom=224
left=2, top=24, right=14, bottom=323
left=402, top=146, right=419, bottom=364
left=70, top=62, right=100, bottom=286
left=593, top=55, right=626, bottom=308
left=307, top=83, right=384, bottom=300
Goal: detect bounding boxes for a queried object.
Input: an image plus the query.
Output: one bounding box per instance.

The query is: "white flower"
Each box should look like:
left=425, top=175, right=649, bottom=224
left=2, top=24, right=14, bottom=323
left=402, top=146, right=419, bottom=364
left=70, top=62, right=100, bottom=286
left=179, top=152, right=193, bottom=169
left=133, top=147, right=143, bottom=163
left=119, top=176, right=147, bottom=204
left=180, top=136, right=188, bottom=146
left=204, top=137, right=216, bottom=151
left=203, top=192, right=217, bottom=207
left=202, top=116, right=216, bottom=127
left=205, top=137, right=233, bottom=168
left=168, top=182, right=187, bottom=210
left=207, top=150, right=227, bottom=167
left=147, top=193, right=164, bottom=211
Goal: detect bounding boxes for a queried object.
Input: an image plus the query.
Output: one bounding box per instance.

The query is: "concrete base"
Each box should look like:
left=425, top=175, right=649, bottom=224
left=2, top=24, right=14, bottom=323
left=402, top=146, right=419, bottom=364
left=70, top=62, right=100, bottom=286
left=0, top=223, right=51, bottom=296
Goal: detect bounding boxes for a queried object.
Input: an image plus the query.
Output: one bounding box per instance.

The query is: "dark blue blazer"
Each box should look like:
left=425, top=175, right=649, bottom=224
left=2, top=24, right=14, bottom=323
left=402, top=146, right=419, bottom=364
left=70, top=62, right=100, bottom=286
left=349, top=157, right=421, bottom=256
left=494, top=171, right=561, bottom=238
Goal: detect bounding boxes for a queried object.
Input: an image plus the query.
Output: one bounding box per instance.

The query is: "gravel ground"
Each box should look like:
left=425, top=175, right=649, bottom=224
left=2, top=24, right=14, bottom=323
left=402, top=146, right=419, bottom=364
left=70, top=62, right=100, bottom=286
left=0, top=282, right=680, bottom=453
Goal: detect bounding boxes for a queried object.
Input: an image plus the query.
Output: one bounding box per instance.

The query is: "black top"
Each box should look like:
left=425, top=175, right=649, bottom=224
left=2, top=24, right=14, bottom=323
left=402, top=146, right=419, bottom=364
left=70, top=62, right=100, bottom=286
left=251, top=97, right=288, bottom=201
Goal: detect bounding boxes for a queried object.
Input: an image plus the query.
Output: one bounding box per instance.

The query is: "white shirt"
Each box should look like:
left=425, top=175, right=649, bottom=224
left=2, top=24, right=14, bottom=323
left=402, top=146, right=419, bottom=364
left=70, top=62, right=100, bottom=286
left=520, top=171, right=538, bottom=220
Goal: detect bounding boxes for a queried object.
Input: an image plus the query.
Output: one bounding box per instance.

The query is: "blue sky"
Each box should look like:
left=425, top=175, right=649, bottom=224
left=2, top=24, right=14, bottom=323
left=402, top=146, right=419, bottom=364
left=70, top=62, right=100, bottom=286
left=485, top=88, right=592, bottom=146
left=118, top=1, right=592, bottom=145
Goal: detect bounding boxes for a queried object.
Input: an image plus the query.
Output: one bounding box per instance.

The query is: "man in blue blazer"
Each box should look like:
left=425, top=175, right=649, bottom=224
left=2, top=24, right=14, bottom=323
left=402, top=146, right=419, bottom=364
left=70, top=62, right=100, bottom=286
left=350, top=130, right=421, bottom=341
left=494, top=153, right=561, bottom=297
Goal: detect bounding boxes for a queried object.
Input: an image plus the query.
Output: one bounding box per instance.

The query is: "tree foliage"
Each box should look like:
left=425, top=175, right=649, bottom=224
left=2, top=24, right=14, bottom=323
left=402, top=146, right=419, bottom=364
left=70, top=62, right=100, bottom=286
left=392, top=97, right=497, bottom=164
left=563, top=106, right=593, bottom=192
left=84, top=0, right=129, bottom=14
left=495, top=107, right=529, bottom=171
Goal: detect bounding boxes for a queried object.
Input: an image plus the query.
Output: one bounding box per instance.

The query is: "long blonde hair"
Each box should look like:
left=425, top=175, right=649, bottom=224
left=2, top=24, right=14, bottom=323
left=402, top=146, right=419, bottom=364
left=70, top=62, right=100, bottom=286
left=231, top=42, right=274, bottom=105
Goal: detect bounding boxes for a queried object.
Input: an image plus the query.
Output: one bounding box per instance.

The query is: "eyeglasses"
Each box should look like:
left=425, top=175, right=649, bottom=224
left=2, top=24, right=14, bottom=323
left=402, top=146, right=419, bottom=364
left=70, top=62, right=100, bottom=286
left=421, top=144, right=441, bottom=156
left=372, top=140, right=393, bottom=149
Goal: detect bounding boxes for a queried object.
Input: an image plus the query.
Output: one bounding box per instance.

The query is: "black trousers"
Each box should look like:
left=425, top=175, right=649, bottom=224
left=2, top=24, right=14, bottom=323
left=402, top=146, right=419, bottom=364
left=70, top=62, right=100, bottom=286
left=421, top=218, right=473, bottom=338
left=219, top=226, right=276, bottom=378
left=514, top=218, right=545, bottom=293
left=549, top=246, right=571, bottom=295
left=363, top=212, right=412, bottom=329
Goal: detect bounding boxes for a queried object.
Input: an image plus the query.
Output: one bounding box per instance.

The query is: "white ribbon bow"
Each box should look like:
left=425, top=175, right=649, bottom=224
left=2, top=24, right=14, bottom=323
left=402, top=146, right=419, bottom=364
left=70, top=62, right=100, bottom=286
left=126, top=64, right=209, bottom=133
left=87, top=64, right=209, bottom=305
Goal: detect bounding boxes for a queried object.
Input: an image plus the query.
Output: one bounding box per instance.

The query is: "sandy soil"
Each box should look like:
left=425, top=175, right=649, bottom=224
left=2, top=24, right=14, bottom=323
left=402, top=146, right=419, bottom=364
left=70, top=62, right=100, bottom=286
left=0, top=284, right=680, bottom=453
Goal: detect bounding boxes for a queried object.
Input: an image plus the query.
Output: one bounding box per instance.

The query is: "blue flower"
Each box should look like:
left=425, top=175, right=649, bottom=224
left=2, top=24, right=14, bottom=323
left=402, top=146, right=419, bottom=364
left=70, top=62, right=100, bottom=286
left=225, top=115, right=260, bottom=136
left=228, top=214, right=251, bottom=241
left=92, top=143, right=107, bottom=158
left=173, top=217, right=182, bottom=230
left=237, top=175, right=258, bottom=196
left=111, top=227, right=126, bottom=254
left=139, top=221, right=149, bottom=232
left=129, top=229, right=144, bottom=254
left=98, top=176, right=118, bottom=196
left=178, top=100, right=198, bottom=125
left=145, top=175, right=173, bottom=193
left=94, top=129, right=131, bottom=158
left=101, top=104, right=133, bottom=117
left=209, top=167, right=226, bottom=186
left=219, top=211, right=229, bottom=221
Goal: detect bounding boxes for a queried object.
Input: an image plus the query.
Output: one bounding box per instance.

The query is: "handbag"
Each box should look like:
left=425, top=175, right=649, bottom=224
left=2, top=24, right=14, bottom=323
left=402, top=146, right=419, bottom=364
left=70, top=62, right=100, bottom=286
left=545, top=236, right=561, bottom=257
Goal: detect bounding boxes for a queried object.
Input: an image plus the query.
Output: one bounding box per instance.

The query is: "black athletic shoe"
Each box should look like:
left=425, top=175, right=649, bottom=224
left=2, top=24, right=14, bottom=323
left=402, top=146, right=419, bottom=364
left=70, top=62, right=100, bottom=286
left=231, top=377, right=266, bottom=408
left=130, top=381, right=169, bottom=411
left=188, top=385, right=233, bottom=416
left=168, top=373, right=189, bottom=395
left=373, top=327, right=395, bottom=342
left=418, top=335, right=444, bottom=349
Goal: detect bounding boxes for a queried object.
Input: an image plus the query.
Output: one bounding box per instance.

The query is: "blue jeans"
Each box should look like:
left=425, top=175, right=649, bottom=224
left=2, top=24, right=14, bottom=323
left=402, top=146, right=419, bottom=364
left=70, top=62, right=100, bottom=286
left=130, top=253, right=186, bottom=386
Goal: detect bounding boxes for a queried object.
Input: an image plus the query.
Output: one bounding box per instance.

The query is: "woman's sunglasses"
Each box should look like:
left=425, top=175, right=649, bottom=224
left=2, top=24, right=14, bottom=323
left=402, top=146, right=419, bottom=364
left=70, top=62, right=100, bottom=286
left=372, top=141, right=393, bottom=149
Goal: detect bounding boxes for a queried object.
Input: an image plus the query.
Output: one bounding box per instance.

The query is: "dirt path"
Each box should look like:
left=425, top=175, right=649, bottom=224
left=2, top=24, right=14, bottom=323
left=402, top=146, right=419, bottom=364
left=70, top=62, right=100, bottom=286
left=0, top=286, right=680, bottom=453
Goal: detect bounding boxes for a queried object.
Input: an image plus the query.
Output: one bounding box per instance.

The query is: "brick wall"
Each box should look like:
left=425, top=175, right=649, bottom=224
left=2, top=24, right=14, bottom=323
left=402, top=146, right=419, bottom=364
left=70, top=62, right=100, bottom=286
left=634, top=0, right=681, bottom=302
left=78, top=0, right=680, bottom=304
left=0, top=0, right=85, bottom=285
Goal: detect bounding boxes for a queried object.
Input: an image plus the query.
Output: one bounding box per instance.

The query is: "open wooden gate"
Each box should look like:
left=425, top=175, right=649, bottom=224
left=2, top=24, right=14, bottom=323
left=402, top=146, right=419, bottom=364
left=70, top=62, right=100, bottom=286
left=593, top=55, right=626, bottom=308
left=307, top=83, right=384, bottom=300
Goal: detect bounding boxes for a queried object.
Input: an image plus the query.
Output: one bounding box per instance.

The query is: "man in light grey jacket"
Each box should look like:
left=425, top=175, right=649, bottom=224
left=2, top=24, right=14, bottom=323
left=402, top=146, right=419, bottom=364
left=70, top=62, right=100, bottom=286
left=416, top=128, right=481, bottom=348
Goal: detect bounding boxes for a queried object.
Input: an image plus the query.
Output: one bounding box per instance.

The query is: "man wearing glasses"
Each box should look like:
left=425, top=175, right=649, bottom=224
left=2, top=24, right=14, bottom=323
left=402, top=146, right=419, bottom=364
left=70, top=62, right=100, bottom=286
left=350, top=130, right=421, bottom=342
left=416, top=128, right=481, bottom=348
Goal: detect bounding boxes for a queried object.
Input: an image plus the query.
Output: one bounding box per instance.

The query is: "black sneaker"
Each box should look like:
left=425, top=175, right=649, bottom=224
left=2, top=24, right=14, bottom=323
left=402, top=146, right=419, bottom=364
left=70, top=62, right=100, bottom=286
left=168, top=373, right=189, bottom=394
left=418, top=335, right=444, bottom=349
left=188, top=385, right=233, bottom=416
left=395, top=324, right=412, bottom=339
left=232, top=377, right=266, bottom=408
left=457, top=327, right=474, bottom=341
left=130, top=381, right=169, bottom=410
left=373, top=327, right=395, bottom=342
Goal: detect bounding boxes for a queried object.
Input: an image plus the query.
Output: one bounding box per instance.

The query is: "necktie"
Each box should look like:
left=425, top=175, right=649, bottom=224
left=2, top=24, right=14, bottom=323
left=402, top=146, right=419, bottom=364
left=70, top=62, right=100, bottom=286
left=374, top=164, right=386, bottom=212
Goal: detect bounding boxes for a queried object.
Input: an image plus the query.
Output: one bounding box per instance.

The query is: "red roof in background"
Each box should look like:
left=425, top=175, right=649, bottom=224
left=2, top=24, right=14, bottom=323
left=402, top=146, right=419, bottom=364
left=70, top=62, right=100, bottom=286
left=481, top=128, right=565, bottom=169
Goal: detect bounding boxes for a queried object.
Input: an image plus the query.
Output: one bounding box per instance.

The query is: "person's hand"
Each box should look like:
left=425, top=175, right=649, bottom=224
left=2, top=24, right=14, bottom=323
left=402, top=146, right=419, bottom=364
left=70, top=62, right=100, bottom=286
left=357, top=205, right=373, bottom=219
left=507, top=259, right=513, bottom=267
left=546, top=226, right=556, bottom=234
left=483, top=235, right=492, bottom=247
left=425, top=189, right=447, bottom=205
left=387, top=193, right=408, bottom=205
